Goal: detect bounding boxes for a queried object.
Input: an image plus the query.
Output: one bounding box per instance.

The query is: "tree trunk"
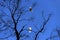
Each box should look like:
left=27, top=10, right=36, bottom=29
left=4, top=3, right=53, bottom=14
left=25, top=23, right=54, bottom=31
left=15, top=29, right=20, bottom=40
left=14, top=24, right=20, bottom=40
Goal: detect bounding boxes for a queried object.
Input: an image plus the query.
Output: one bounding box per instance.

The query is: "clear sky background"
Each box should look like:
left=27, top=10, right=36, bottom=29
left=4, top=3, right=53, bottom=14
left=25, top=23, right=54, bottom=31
left=0, top=0, right=60, bottom=40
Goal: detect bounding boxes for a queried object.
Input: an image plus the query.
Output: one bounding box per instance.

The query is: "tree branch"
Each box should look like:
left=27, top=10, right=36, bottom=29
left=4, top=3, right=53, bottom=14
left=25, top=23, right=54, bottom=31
left=34, top=13, right=52, bottom=40
left=19, top=24, right=27, bottom=35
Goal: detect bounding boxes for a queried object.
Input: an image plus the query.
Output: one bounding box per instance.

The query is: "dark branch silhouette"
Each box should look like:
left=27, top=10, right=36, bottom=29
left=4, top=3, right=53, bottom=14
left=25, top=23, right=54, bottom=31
left=0, top=0, right=37, bottom=40
left=33, top=12, right=52, bottom=40
left=0, top=0, right=53, bottom=40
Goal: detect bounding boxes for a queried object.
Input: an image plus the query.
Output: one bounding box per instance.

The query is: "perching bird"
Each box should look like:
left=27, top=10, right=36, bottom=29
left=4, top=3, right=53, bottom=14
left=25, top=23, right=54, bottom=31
left=28, top=27, right=32, bottom=33
left=29, top=7, right=32, bottom=12
left=29, top=2, right=37, bottom=12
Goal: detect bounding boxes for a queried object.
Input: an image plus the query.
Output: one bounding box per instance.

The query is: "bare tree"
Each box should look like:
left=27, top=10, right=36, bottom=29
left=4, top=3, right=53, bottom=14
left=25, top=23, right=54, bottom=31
left=0, top=0, right=37, bottom=40
left=30, top=11, right=52, bottom=40
left=0, top=0, right=52, bottom=40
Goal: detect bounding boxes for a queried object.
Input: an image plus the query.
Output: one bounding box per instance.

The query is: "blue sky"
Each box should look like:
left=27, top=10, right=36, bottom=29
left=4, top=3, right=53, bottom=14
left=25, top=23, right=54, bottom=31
left=0, top=0, right=60, bottom=40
